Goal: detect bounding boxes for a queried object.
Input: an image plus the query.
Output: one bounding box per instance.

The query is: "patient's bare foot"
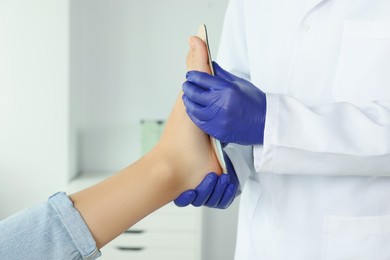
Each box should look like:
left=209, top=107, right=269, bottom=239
left=186, top=36, right=212, bottom=73
left=155, top=36, right=221, bottom=191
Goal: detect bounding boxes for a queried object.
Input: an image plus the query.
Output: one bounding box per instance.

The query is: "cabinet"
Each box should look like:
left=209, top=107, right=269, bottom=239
left=68, top=174, right=202, bottom=260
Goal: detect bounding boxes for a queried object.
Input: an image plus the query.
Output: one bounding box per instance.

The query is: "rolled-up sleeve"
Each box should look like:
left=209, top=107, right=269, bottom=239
left=0, top=192, right=101, bottom=260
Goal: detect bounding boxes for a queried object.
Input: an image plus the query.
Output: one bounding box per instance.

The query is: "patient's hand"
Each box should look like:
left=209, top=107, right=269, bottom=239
left=156, top=36, right=221, bottom=191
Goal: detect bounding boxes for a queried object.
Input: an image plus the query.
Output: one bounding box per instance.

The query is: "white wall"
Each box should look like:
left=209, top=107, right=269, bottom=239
left=0, top=1, right=70, bottom=218
left=70, top=0, right=230, bottom=173
left=0, top=1, right=239, bottom=259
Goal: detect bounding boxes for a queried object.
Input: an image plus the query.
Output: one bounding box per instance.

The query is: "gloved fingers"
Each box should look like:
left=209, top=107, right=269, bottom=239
left=174, top=190, right=196, bottom=207
left=186, top=70, right=228, bottom=90
left=183, top=95, right=213, bottom=121
left=212, top=62, right=237, bottom=82
left=185, top=71, right=214, bottom=89
left=182, top=81, right=210, bottom=106
left=204, top=174, right=230, bottom=208
left=192, top=172, right=218, bottom=207
left=216, top=183, right=237, bottom=209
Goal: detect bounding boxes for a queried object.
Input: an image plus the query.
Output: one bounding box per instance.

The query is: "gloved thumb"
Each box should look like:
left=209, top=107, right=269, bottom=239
left=213, top=61, right=236, bottom=82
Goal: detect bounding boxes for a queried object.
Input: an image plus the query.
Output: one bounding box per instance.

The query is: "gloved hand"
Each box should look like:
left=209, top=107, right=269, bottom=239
left=182, top=62, right=267, bottom=145
left=174, top=152, right=239, bottom=209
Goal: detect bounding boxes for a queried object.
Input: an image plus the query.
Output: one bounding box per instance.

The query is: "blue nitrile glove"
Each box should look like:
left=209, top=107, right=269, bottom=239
left=174, top=152, right=239, bottom=209
left=182, top=62, right=267, bottom=145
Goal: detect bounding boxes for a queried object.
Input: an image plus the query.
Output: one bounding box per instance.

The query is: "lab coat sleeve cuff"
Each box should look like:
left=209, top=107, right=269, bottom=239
left=49, top=192, right=101, bottom=260
left=254, top=93, right=279, bottom=173
left=253, top=145, right=264, bottom=173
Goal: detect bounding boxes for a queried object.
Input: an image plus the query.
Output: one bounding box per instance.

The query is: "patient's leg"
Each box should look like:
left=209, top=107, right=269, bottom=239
left=156, top=36, right=221, bottom=190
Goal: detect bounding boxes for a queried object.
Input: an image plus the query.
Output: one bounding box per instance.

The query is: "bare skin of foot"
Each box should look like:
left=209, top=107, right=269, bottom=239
left=70, top=35, right=220, bottom=249
left=157, top=36, right=221, bottom=189
left=186, top=36, right=212, bottom=73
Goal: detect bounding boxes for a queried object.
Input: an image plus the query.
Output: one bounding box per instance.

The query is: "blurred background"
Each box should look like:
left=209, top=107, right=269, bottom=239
left=0, top=0, right=239, bottom=259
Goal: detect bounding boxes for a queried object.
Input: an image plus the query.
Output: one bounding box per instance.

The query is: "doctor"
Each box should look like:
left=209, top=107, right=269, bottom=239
left=176, top=0, right=390, bottom=259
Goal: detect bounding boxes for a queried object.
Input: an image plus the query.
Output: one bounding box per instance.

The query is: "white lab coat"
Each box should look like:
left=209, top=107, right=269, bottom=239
left=218, top=0, right=390, bottom=259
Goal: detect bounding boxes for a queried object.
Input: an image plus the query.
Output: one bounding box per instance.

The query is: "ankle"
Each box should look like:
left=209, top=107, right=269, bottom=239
left=147, top=144, right=189, bottom=195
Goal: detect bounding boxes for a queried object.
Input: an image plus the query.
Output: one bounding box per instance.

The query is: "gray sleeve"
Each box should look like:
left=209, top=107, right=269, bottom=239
left=0, top=192, right=101, bottom=260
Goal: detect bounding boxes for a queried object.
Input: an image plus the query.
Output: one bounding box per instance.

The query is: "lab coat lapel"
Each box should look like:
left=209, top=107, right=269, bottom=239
left=301, top=0, right=330, bottom=24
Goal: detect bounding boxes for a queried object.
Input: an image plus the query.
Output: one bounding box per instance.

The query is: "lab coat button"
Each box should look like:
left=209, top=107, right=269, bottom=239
left=301, top=23, right=310, bottom=31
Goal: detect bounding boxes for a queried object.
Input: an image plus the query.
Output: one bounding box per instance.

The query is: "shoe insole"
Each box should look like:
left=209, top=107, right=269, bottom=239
left=197, top=24, right=227, bottom=174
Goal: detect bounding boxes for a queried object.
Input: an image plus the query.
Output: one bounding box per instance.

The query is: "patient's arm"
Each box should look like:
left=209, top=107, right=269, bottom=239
left=69, top=35, right=220, bottom=249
